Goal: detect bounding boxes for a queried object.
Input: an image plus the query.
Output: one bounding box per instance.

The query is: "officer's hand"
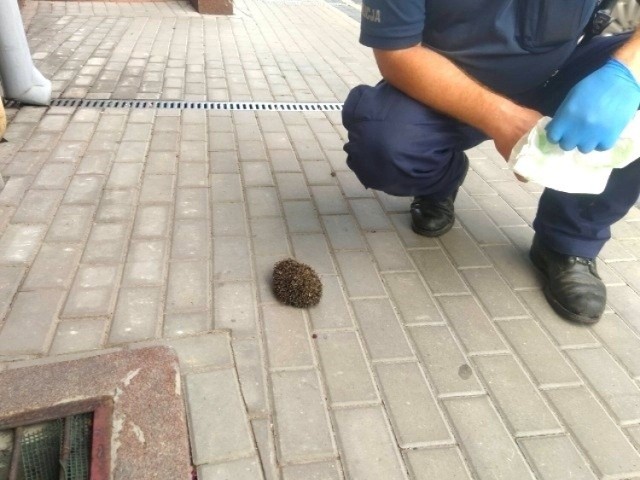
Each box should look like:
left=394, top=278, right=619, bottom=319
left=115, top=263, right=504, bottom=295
left=546, top=58, right=640, bottom=153
left=492, top=105, right=542, bottom=161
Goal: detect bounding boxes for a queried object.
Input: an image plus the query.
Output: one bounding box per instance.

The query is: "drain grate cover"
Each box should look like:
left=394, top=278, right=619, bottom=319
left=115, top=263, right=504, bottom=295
left=3, top=98, right=345, bottom=111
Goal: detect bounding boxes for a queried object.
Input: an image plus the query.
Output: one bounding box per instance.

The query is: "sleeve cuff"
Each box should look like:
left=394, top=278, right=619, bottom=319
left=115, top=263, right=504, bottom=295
left=359, top=32, right=423, bottom=50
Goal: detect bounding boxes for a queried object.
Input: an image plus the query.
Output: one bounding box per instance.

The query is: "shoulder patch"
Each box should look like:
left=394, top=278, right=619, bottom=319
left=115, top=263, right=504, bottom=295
left=362, top=5, right=381, bottom=23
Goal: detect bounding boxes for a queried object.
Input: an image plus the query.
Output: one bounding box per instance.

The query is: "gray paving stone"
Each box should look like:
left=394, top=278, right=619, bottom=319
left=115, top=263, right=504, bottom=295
left=475, top=195, right=527, bottom=227
left=282, top=461, right=342, bottom=480
left=186, top=369, right=255, bottom=465
left=404, top=448, right=472, bottom=480
left=473, top=355, right=562, bottom=436
left=496, top=319, right=580, bottom=387
left=311, top=186, right=348, bottom=215
left=63, top=175, right=105, bottom=205
left=0, top=265, right=25, bottom=321
left=139, top=174, right=175, bottom=204
left=271, top=369, right=334, bottom=463
left=376, top=362, right=451, bottom=447
left=410, top=249, right=468, bottom=295
left=607, top=285, right=640, bottom=333
left=364, top=231, right=413, bottom=272
left=381, top=273, right=441, bottom=325
left=519, top=290, right=599, bottom=348
left=122, top=239, right=167, bottom=286
left=335, top=251, right=385, bottom=298
left=567, top=347, right=640, bottom=424
left=166, top=333, right=233, bottom=370
left=163, top=311, right=211, bottom=338
left=251, top=217, right=289, bottom=257
left=171, top=219, right=210, bottom=260
left=438, top=295, right=507, bottom=354
left=83, top=223, right=129, bottom=264
left=212, top=203, right=247, bottom=237
left=410, top=325, right=484, bottom=396
left=95, top=189, right=135, bottom=224
left=24, top=243, right=81, bottom=290
left=251, top=418, right=278, bottom=480
left=282, top=200, right=322, bottom=234
left=336, top=171, right=373, bottom=199
left=109, top=287, right=161, bottom=344
left=166, top=261, right=210, bottom=312
left=211, top=173, right=243, bottom=203
left=462, top=268, right=528, bottom=319
left=246, top=187, right=280, bottom=217
left=349, top=198, right=392, bottom=231
left=213, top=280, right=257, bottom=339
left=315, top=331, right=378, bottom=404
left=233, top=338, right=267, bottom=415
left=290, top=233, right=335, bottom=275
left=0, top=224, right=46, bottom=264
left=482, top=244, right=542, bottom=290
left=321, top=215, right=366, bottom=251
left=501, top=225, right=535, bottom=252
left=32, top=163, right=76, bottom=189
left=440, top=228, right=491, bottom=268
left=0, top=176, right=31, bottom=207
left=275, top=173, right=310, bottom=200
left=262, top=304, right=313, bottom=369
left=0, top=290, right=65, bottom=355
left=599, top=238, right=636, bottom=262
left=198, top=457, right=264, bottom=480
left=269, top=150, right=300, bottom=173
left=592, top=312, right=640, bottom=379
left=77, top=151, right=113, bottom=175
left=46, top=205, right=94, bottom=244
left=389, top=213, right=438, bottom=248
left=176, top=187, right=209, bottom=219
left=106, top=163, right=143, bottom=190
left=49, top=318, right=105, bottom=355
left=308, top=275, right=353, bottom=330
left=333, top=407, right=407, bottom=480
left=518, top=436, right=598, bottom=480
left=213, top=236, right=252, bottom=282
left=545, top=387, right=640, bottom=477
left=133, top=205, right=171, bottom=238
left=351, top=298, right=413, bottom=361
left=444, top=396, right=535, bottom=480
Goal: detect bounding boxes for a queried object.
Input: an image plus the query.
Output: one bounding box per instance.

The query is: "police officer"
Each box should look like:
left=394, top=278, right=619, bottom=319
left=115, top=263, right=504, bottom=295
left=342, top=0, right=640, bottom=325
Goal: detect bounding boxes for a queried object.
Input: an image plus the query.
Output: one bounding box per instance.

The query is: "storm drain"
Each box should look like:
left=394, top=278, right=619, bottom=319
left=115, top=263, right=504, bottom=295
left=0, top=413, right=92, bottom=480
left=5, top=98, right=345, bottom=111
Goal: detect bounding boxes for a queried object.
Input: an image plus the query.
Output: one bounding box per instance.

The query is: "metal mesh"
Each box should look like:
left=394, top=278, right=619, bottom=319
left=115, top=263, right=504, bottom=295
left=63, top=414, right=92, bottom=480
left=19, top=420, right=63, bottom=480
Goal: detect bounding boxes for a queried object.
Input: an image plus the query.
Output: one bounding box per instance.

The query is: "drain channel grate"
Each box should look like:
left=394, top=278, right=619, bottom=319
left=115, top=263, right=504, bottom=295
left=0, top=413, right=92, bottom=480
left=5, top=98, right=344, bottom=111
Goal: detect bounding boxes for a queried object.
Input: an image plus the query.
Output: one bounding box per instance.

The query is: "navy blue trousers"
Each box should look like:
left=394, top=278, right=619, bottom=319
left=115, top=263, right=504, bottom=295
left=343, top=33, right=640, bottom=258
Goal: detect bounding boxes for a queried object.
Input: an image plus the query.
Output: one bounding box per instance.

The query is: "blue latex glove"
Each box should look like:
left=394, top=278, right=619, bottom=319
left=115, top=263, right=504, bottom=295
left=546, top=58, right=640, bottom=153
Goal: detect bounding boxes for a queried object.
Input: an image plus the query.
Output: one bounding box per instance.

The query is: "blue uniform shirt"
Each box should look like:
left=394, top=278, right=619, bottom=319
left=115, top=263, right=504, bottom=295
left=360, top=0, right=598, bottom=95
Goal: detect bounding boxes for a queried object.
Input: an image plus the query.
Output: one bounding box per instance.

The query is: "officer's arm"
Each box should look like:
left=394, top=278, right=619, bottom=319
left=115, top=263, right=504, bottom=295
left=614, top=27, right=640, bottom=76
left=374, top=45, right=542, bottom=159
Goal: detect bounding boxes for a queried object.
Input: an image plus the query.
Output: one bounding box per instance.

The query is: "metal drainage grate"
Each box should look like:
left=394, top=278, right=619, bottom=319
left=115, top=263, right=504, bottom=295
left=0, top=413, right=93, bottom=480
left=39, top=98, right=344, bottom=111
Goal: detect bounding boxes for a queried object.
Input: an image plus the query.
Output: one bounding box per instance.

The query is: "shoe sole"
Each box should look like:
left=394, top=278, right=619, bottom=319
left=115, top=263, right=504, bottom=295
left=529, top=248, right=601, bottom=325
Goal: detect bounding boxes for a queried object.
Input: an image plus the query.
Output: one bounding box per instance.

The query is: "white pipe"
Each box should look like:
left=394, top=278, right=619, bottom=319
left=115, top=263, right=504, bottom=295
left=0, top=0, right=51, bottom=105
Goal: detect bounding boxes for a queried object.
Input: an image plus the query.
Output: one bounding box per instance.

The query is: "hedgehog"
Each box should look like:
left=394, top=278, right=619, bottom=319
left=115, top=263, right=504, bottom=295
left=272, top=258, right=322, bottom=308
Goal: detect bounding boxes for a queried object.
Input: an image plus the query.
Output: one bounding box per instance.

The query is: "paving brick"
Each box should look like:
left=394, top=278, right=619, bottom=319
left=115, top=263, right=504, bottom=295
left=122, top=239, right=167, bottom=286
left=82, top=223, right=129, bottom=264
left=77, top=151, right=113, bottom=175
left=251, top=418, right=278, bottom=480
left=262, top=304, right=313, bottom=369
left=46, top=205, right=94, bottom=243
left=282, top=201, right=322, bottom=234
left=592, top=313, right=640, bottom=378
left=133, top=205, right=171, bottom=238
left=567, top=347, right=640, bottom=424
left=383, top=272, right=444, bottom=324
left=173, top=188, right=207, bottom=220
left=444, top=396, right=535, bottom=479
left=519, top=290, right=599, bottom=348
left=166, top=261, right=209, bottom=312
left=289, top=233, right=334, bottom=275
left=389, top=213, right=438, bottom=248
left=186, top=369, right=255, bottom=465
left=599, top=238, right=636, bottom=262
left=321, top=215, right=366, bottom=251
left=178, top=163, right=208, bottom=188
left=95, top=189, right=135, bottom=224
left=0, top=176, right=31, bottom=207
left=138, top=174, right=175, bottom=204
left=497, top=319, right=580, bottom=387
left=210, top=174, right=243, bottom=204
left=364, top=231, right=413, bottom=272
left=171, top=219, right=210, bottom=260
left=109, top=286, right=161, bottom=344
left=213, top=236, right=252, bottom=282
left=0, top=290, right=64, bottom=355
left=269, top=150, right=300, bottom=173
left=545, top=387, right=640, bottom=477
left=275, top=173, right=310, bottom=200
left=333, top=407, right=406, bottom=480
left=282, top=461, right=342, bottom=480
left=475, top=195, right=526, bottom=227
left=271, top=369, right=334, bottom=462
left=410, top=249, right=468, bottom=295
left=250, top=217, right=289, bottom=257
left=246, top=187, right=280, bottom=217
left=315, top=331, right=377, bottom=404
left=198, top=458, right=263, bottom=480
left=49, top=318, right=105, bottom=355
left=607, top=285, right=640, bottom=333
left=33, top=163, right=76, bottom=189
left=0, top=265, right=24, bottom=321
left=214, top=281, right=257, bottom=338
left=501, top=225, right=535, bottom=252
left=240, top=162, right=273, bottom=188
left=438, top=296, right=507, bottom=354
left=351, top=298, right=413, bottom=361
left=166, top=333, right=232, bottom=370
left=336, top=171, right=373, bottom=198
left=163, top=312, right=211, bottom=338
left=404, top=448, right=472, bottom=480
left=211, top=203, right=246, bottom=238
left=0, top=224, right=46, bottom=264
left=439, top=229, right=490, bottom=269
left=311, top=186, right=348, bottom=215
left=348, top=198, right=392, bottom=232
left=106, top=163, right=143, bottom=190
left=63, top=174, right=105, bottom=205
left=410, top=325, right=484, bottom=396
left=232, top=338, right=267, bottom=415
left=375, top=362, right=451, bottom=447
left=24, top=244, right=81, bottom=290
left=482, top=245, right=542, bottom=290
left=461, top=268, right=527, bottom=319
left=308, top=275, right=352, bottom=330
left=518, top=436, right=598, bottom=480
left=334, top=251, right=385, bottom=298
left=115, top=141, right=148, bottom=163
left=473, top=354, right=562, bottom=435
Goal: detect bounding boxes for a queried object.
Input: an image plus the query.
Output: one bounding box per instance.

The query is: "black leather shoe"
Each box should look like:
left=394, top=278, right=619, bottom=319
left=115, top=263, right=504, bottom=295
left=410, top=154, right=469, bottom=237
left=529, top=236, right=606, bottom=324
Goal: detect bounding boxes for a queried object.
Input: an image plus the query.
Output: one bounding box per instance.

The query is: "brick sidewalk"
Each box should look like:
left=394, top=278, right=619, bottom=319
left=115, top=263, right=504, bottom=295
left=2, top=1, right=640, bottom=479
